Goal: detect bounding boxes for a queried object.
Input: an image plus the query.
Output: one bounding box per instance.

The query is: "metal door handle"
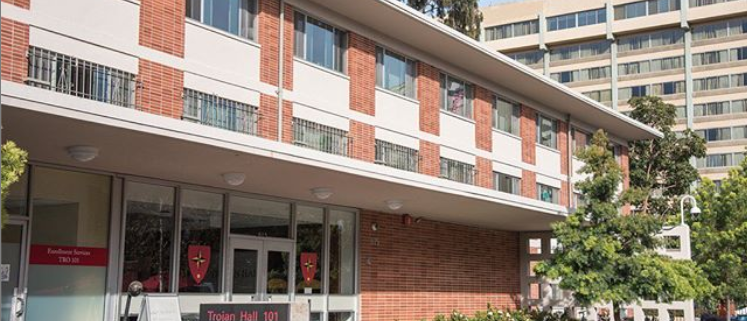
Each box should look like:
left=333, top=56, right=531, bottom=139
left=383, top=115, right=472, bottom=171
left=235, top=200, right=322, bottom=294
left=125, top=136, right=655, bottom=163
left=15, top=296, right=25, bottom=318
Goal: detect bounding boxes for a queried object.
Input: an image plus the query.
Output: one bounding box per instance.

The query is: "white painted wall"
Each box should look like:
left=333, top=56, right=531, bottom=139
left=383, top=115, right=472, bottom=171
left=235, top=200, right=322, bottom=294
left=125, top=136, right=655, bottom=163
left=375, top=127, right=419, bottom=150
left=536, top=174, right=562, bottom=189
left=184, top=21, right=262, bottom=89
left=184, top=73, right=261, bottom=107
left=440, top=145, right=475, bottom=165
left=493, top=161, right=523, bottom=178
left=29, top=27, right=138, bottom=73
left=492, top=131, right=523, bottom=166
left=439, top=112, right=476, bottom=151
left=293, top=59, right=350, bottom=118
left=375, top=89, right=420, bottom=136
left=536, top=145, right=562, bottom=178
left=293, top=103, right=349, bottom=131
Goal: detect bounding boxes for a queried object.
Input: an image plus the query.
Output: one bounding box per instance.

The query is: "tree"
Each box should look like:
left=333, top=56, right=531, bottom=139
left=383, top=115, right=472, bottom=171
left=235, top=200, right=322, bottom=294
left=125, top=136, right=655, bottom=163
left=404, top=0, right=483, bottom=39
left=625, top=96, right=706, bottom=220
left=693, top=165, right=747, bottom=319
left=535, top=130, right=712, bottom=321
left=2, top=141, right=28, bottom=227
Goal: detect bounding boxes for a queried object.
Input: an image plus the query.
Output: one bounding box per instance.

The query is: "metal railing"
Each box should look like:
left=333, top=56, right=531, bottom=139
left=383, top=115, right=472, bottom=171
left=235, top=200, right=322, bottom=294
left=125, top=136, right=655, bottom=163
left=375, top=140, right=419, bottom=172
left=27, top=47, right=137, bottom=108
left=439, top=157, right=475, bottom=185
left=292, top=118, right=349, bottom=157
left=182, top=89, right=259, bottom=135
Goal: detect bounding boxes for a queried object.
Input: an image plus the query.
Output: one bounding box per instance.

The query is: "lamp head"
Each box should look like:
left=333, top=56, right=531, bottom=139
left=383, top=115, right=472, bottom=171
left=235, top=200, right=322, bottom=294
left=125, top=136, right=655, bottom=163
left=127, top=281, right=143, bottom=297
left=690, top=206, right=702, bottom=215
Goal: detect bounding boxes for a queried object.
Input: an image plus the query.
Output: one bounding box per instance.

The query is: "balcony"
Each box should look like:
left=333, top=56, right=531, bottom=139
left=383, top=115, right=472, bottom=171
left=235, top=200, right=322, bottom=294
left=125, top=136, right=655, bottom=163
left=182, top=89, right=259, bottom=135
left=374, top=139, right=419, bottom=172
left=292, top=118, right=350, bottom=157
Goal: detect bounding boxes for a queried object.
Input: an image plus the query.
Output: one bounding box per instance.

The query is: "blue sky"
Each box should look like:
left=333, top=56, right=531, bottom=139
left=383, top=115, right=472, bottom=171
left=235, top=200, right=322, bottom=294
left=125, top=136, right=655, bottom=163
left=480, top=0, right=520, bottom=6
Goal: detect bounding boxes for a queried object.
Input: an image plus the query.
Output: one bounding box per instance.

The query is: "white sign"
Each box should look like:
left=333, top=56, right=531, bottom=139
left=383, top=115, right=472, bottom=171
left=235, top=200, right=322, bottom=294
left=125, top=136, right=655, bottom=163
left=1, top=264, right=9, bottom=282
left=137, top=294, right=182, bottom=321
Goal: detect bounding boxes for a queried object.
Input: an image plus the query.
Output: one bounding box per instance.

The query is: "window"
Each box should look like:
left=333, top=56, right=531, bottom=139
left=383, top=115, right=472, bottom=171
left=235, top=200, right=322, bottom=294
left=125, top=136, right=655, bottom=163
left=508, top=50, right=544, bottom=66
left=183, top=89, right=259, bottom=135
left=493, top=96, right=521, bottom=135
left=484, top=20, right=539, bottom=40
left=440, top=157, right=475, bottom=184
left=583, top=89, right=613, bottom=105
left=440, top=73, right=474, bottom=118
left=619, top=85, right=649, bottom=102
left=547, top=13, right=576, bottom=31
left=572, top=128, right=592, bottom=153
left=693, top=49, right=729, bottom=66
left=230, top=196, right=291, bottom=238
left=26, top=47, right=137, bottom=108
left=374, top=139, right=419, bottom=172
left=573, top=192, right=586, bottom=208
left=293, top=118, right=350, bottom=156
left=550, top=40, right=610, bottom=61
left=690, top=0, right=739, bottom=7
left=648, top=0, right=680, bottom=15
left=615, top=1, right=647, bottom=20
left=618, top=29, right=683, bottom=52
left=375, top=47, right=416, bottom=98
left=697, top=152, right=747, bottom=168
left=328, top=209, right=356, bottom=294
left=675, top=106, right=687, bottom=119
left=693, top=75, right=730, bottom=92
left=668, top=310, right=685, bottom=321
left=694, top=101, right=728, bottom=117
left=577, top=8, right=606, bottom=27
left=551, top=66, right=611, bottom=83
left=693, top=17, right=747, bottom=42
left=538, top=184, right=560, bottom=204
left=695, top=127, right=732, bottom=142
left=294, top=12, right=347, bottom=73
left=733, top=73, right=747, bottom=87
left=179, top=189, right=224, bottom=293
left=733, top=47, right=747, bottom=61
left=536, top=115, right=558, bottom=149
left=644, top=309, right=659, bottom=321
left=296, top=206, right=324, bottom=294
left=186, top=0, right=257, bottom=40
left=650, top=56, right=684, bottom=72
left=528, top=238, right=542, bottom=254
left=495, top=172, right=522, bottom=195
left=652, top=81, right=685, bottom=95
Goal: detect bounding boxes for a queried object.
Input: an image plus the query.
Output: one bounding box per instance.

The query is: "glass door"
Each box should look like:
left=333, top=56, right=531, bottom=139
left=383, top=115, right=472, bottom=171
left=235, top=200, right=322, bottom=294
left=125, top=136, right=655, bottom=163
left=2, top=221, right=27, bottom=321
left=228, top=238, right=293, bottom=302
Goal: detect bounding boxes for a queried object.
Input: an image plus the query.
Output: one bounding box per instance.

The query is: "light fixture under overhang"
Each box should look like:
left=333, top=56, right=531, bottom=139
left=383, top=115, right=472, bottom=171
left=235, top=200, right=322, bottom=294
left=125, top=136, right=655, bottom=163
left=385, top=199, right=404, bottom=211
left=311, top=187, right=333, bottom=200
left=222, top=172, right=246, bottom=186
left=66, top=145, right=99, bottom=162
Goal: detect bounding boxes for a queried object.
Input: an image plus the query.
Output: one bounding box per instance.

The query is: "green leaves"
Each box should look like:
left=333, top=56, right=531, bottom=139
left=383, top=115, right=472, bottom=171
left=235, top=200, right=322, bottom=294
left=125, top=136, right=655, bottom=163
left=404, top=0, right=483, bottom=39
left=1, top=141, right=28, bottom=227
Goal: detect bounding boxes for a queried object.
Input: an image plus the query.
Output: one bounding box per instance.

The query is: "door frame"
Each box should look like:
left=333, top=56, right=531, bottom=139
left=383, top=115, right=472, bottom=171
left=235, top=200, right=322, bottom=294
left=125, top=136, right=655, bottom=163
left=4, top=219, right=30, bottom=321
left=227, top=236, right=295, bottom=302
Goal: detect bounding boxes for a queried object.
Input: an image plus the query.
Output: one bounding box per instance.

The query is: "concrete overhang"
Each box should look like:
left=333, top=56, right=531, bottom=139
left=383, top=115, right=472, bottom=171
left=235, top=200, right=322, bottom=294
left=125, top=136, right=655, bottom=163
left=295, top=0, right=663, bottom=141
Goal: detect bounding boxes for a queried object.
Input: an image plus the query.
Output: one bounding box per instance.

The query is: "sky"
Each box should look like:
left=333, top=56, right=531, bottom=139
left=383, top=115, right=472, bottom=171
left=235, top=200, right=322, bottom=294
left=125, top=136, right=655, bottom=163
left=480, top=0, right=523, bottom=7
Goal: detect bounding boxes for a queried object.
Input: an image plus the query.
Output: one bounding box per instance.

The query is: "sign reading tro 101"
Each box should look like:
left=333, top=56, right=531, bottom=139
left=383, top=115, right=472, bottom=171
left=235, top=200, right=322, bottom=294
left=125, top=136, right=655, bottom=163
left=199, top=303, right=290, bottom=321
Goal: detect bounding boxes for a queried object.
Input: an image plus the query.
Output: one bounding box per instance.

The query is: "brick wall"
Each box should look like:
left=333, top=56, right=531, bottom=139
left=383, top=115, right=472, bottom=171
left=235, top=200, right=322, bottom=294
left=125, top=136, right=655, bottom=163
left=360, top=210, right=521, bottom=321
left=474, top=86, right=493, bottom=152
left=520, top=106, right=536, bottom=165
left=419, top=140, right=440, bottom=177
left=418, top=62, right=440, bottom=135
left=137, top=59, right=184, bottom=118
left=259, top=94, right=279, bottom=140
left=560, top=182, right=569, bottom=207
left=259, top=0, right=293, bottom=90
left=558, top=121, right=568, bottom=176
left=0, top=18, right=29, bottom=83
left=349, top=32, right=376, bottom=116
left=1, top=0, right=29, bottom=9
left=522, top=170, right=537, bottom=199
left=282, top=100, right=293, bottom=143
left=139, top=0, right=185, bottom=57
left=350, top=120, right=375, bottom=162
left=476, top=157, right=493, bottom=189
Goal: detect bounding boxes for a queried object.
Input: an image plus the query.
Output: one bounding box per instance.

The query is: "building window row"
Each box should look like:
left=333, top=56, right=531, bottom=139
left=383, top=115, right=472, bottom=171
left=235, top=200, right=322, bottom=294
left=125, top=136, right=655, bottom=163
left=614, top=0, right=680, bottom=20
left=618, top=56, right=684, bottom=76
left=550, top=40, right=610, bottom=62
left=693, top=73, right=747, bottom=92
left=26, top=47, right=137, bottom=108
left=536, top=114, right=559, bottom=149
left=294, top=12, right=348, bottom=73
left=619, top=80, right=686, bottom=101
left=182, top=89, right=259, bottom=135
left=692, top=16, right=747, bottom=42
left=690, top=0, right=740, bottom=7
left=495, top=172, right=522, bottom=195
left=484, top=19, right=539, bottom=41
left=440, top=73, right=474, bottom=119
left=374, top=139, right=419, bottom=173
left=186, top=0, right=257, bottom=40
left=547, top=8, right=606, bottom=32
left=551, top=66, right=611, bottom=83
left=375, top=46, right=416, bottom=98
left=571, top=128, right=593, bottom=154
left=691, top=99, right=747, bottom=118
left=292, top=118, right=350, bottom=157
left=695, top=125, right=747, bottom=142
left=618, top=28, right=684, bottom=53
left=493, top=96, right=521, bottom=135
left=693, top=46, right=747, bottom=66
left=583, top=89, right=613, bottom=106
left=507, top=50, right=545, bottom=66
left=696, top=152, right=746, bottom=168
left=537, top=183, right=560, bottom=204
left=440, top=157, right=475, bottom=184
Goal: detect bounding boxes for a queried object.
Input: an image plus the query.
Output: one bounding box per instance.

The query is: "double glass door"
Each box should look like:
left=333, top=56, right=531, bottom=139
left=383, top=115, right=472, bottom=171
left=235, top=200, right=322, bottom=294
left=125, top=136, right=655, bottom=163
left=229, top=238, right=293, bottom=302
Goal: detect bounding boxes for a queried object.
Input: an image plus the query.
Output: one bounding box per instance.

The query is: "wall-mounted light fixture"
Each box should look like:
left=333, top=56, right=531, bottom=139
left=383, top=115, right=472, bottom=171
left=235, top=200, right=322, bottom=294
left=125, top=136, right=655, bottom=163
left=222, top=172, right=246, bottom=186
left=311, top=187, right=333, bottom=200
left=66, top=145, right=99, bottom=162
left=385, top=199, right=404, bottom=211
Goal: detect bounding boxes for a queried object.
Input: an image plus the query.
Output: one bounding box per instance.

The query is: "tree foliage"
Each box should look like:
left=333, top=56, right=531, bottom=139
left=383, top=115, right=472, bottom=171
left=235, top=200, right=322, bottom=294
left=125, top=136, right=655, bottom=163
left=535, top=130, right=712, bottom=321
left=693, top=164, right=747, bottom=312
left=624, top=96, right=706, bottom=219
left=2, top=141, right=28, bottom=227
left=404, top=0, right=483, bottom=39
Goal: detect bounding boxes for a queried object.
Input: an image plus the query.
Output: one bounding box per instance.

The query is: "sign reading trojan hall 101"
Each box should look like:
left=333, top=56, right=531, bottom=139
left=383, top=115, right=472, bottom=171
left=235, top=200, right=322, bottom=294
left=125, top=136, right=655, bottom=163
left=200, top=303, right=290, bottom=321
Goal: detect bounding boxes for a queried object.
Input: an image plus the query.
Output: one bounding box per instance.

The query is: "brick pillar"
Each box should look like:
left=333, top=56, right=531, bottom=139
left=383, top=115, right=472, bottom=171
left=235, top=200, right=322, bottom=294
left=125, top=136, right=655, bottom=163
left=137, top=59, right=184, bottom=119
left=282, top=100, right=293, bottom=143
left=418, top=62, right=440, bottom=136
left=621, top=146, right=631, bottom=215
left=350, top=120, right=375, bottom=162
left=259, top=94, right=279, bottom=140
left=522, top=170, right=537, bottom=199
left=1, top=0, right=29, bottom=9
left=259, top=0, right=293, bottom=90
left=348, top=32, right=376, bottom=116
left=0, top=18, right=29, bottom=83
left=419, top=140, right=440, bottom=177
left=139, top=0, right=185, bottom=57
left=474, top=86, right=493, bottom=152
left=476, top=157, right=493, bottom=189
left=558, top=121, right=570, bottom=208
left=520, top=105, right=537, bottom=165
left=560, top=182, right=570, bottom=207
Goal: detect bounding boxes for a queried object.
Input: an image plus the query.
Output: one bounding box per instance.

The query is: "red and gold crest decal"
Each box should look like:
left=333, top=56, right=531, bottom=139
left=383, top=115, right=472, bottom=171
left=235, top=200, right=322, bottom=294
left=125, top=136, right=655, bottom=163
left=300, top=252, right=318, bottom=285
left=188, top=245, right=211, bottom=285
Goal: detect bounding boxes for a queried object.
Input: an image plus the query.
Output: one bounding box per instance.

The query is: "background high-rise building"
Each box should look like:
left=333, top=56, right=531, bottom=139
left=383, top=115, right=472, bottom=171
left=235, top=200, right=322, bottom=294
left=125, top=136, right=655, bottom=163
left=481, top=0, right=747, bottom=185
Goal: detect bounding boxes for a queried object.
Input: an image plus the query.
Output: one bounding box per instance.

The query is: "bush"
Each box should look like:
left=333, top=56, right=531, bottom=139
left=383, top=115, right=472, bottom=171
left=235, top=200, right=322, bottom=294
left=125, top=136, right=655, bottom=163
left=424, top=305, right=577, bottom=321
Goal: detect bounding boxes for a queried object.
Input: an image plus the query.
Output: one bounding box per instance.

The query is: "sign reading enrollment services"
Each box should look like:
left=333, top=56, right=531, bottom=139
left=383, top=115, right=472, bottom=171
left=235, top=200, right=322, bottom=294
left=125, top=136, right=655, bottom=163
left=200, top=303, right=290, bottom=321
left=29, top=244, right=108, bottom=266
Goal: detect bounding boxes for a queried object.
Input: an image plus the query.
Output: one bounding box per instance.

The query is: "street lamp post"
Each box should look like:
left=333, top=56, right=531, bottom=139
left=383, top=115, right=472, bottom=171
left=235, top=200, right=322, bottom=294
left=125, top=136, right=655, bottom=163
left=679, top=195, right=701, bottom=226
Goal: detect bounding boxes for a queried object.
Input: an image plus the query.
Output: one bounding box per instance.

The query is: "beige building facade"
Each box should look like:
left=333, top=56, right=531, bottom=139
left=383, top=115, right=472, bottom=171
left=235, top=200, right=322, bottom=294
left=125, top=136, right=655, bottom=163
left=481, top=0, right=747, bottom=185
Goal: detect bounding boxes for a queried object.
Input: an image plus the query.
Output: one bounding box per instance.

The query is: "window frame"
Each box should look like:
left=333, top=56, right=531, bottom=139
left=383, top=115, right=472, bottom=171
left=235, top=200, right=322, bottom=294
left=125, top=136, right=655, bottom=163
left=492, top=95, right=521, bottom=135
left=494, top=172, right=522, bottom=195
left=536, top=114, right=559, bottom=149
left=186, top=0, right=259, bottom=41
left=294, top=11, right=348, bottom=74
left=537, top=183, right=560, bottom=204
left=439, top=73, right=474, bottom=119
left=375, top=46, right=417, bottom=99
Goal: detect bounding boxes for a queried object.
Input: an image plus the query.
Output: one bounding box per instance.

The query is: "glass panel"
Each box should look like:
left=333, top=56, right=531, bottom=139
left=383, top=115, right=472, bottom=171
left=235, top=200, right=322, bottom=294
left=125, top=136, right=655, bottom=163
left=232, top=249, right=258, bottom=294
left=329, top=312, right=355, bottom=321
left=529, top=283, right=541, bottom=300
left=123, top=182, right=175, bottom=293
left=230, top=196, right=291, bottom=238
left=4, top=167, right=28, bottom=216
left=528, top=261, right=541, bottom=276
left=27, top=167, right=111, bottom=321
left=329, top=210, right=356, bottom=294
left=179, top=190, right=224, bottom=293
left=1, top=224, right=23, bottom=321
left=266, top=251, right=289, bottom=294
left=529, top=238, right=542, bottom=254
left=381, top=49, right=408, bottom=96
left=296, top=206, right=324, bottom=294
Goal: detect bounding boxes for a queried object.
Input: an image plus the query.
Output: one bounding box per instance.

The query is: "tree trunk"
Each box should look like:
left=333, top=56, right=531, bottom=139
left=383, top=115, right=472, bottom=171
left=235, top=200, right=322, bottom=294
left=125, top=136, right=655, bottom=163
left=614, top=302, right=623, bottom=321
left=726, top=297, right=732, bottom=321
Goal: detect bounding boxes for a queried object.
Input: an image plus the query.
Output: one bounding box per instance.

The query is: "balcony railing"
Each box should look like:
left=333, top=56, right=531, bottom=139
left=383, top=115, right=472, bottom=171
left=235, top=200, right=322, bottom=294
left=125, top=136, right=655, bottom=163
left=440, top=157, right=475, bottom=185
left=292, top=118, right=349, bottom=157
left=26, top=47, right=136, bottom=108
left=375, top=139, right=419, bottom=172
left=182, top=89, right=259, bottom=135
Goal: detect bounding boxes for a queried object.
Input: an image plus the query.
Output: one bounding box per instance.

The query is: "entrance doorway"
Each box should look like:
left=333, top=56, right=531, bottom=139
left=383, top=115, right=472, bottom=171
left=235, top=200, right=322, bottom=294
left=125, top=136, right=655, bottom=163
left=2, top=222, right=27, bottom=321
left=228, top=238, right=294, bottom=303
